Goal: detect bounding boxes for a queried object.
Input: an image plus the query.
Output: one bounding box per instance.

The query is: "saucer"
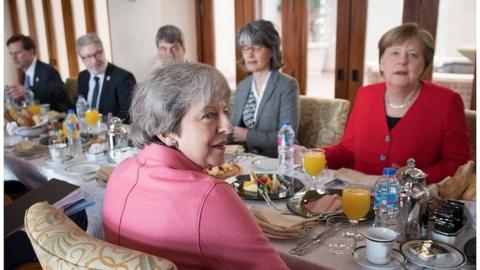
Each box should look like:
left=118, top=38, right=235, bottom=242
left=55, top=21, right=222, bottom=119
left=45, top=155, right=74, bottom=165
left=352, top=246, right=406, bottom=270
left=400, top=240, right=465, bottom=269
left=65, top=162, right=101, bottom=175
left=251, top=157, right=278, bottom=171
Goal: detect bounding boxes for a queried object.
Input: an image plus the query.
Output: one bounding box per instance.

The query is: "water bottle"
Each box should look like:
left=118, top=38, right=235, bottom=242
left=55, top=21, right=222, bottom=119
left=277, top=120, right=295, bottom=175
left=76, top=95, right=89, bottom=132
left=373, top=167, right=401, bottom=229
left=65, top=109, right=83, bottom=155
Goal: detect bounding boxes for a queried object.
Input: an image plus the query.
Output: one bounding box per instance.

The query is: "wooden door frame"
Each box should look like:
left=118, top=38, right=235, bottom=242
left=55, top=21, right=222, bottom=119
left=234, top=0, right=255, bottom=83
left=195, top=0, right=215, bottom=66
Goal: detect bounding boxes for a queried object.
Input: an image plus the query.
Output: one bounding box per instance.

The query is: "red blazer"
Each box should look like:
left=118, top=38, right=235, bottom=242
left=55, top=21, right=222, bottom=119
left=324, top=81, right=472, bottom=184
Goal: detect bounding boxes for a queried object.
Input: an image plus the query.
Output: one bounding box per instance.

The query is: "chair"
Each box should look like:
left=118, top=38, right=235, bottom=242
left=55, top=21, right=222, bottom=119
left=24, top=202, right=177, bottom=270
left=465, top=109, right=476, bottom=164
left=65, top=77, right=78, bottom=105
left=297, top=96, right=350, bottom=148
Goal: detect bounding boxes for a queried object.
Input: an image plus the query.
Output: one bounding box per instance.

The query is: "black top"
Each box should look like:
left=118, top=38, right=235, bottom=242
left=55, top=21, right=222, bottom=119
left=386, top=116, right=401, bottom=130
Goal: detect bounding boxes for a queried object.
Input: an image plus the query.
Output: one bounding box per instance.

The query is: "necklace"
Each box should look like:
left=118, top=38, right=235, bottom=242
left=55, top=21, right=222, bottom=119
left=386, top=87, right=420, bottom=109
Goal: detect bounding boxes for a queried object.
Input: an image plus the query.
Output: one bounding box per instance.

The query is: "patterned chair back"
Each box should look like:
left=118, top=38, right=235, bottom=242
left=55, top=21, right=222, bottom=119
left=65, top=77, right=78, bottom=105
left=298, top=96, right=350, bottom=148
left=24, top=202, right=177, bottom=270
left=465, top=109, right=476, bottom=165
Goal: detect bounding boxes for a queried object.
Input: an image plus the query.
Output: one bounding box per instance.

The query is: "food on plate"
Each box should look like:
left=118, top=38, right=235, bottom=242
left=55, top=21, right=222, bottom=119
left=242, top=172, right=281, bottom=194
left=302, top=194, right=342, bottom=214
left=408, top=240, right=449, bottom=261
left=205, top=161, right=241, bottom=178
left=437, top=161, right=475, bottom=200
left=14, top=108, right=35, bottom=127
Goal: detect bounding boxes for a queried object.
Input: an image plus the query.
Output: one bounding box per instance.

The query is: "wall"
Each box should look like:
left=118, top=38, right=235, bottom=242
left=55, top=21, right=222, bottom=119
left=107, top=0, right=197, bottom=82
left=4, top=0, right=18, bottom=85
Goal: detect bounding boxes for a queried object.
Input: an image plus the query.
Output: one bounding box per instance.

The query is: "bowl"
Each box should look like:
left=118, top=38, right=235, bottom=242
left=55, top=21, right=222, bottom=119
left=85, top=151, right=106, bottom=162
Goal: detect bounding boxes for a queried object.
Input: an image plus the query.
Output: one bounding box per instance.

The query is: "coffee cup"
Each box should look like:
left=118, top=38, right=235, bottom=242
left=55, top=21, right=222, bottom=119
left=48, top=136, right=68, bottom=162
left=365, top=227, right=397, bottom=264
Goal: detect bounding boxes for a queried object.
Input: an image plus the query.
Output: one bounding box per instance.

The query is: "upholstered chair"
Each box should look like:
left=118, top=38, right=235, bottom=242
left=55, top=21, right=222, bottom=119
left=65, top=77, right=78, bottom=105
left=465, top=109, right=476, bottom=165
left=297, top=96, right=350, bottom=148
left=24, top=202, right=177, bottom=270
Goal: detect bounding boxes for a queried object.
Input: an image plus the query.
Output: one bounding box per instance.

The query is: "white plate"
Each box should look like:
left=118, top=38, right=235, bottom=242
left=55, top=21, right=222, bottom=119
left=251, top=157, right=278, bottom=171
left=400, top=240, right=465, bottom=269
left=64, top=162, right=101, bottom=175
left=45, top=155, right=74, bottom=165
left=14, top=120, right=48, bottom=137
left=353, top=246, right=406, bottom=270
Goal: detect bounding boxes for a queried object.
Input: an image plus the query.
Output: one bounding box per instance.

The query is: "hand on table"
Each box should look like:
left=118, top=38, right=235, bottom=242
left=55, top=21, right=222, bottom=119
left=5, top=84, right=26, bottom=100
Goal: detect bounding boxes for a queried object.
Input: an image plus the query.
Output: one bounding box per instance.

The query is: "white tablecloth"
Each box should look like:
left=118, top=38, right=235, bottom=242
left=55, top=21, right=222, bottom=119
left=5, top=146, right=476, bottom=269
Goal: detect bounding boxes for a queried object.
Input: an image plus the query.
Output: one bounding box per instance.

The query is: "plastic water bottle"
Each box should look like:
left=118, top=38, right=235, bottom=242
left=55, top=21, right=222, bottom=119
left=65, top=109, right=83, bottom=155
left=277, top=120, right=295, bottom=175
left=76, top=95, right=88, bottom=119
left=75, top=95, right=88, bottom=132
left=373, top=167, right=401, bottom=229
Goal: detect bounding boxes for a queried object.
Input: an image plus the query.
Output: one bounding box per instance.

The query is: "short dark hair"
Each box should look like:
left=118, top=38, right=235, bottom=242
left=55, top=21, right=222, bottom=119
left=6, top=34, right=36, bottom=53
left=156, top=25, right=185, bottom=48
left=236, top=20, right=283, bottom=70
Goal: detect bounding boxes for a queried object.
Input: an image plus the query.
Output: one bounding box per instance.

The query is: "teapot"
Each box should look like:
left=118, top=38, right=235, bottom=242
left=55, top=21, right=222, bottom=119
left=106, top=117, right=128, bottom=162
left=398, top=158, right=430, bottom=241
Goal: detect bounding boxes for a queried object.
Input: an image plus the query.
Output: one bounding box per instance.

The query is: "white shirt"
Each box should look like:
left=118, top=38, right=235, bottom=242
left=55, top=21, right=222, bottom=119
left=250, top=71, right=272, bottom=121
left=87, top=73, right=105, bottom=108
left=25, top=58, right=37, bottom=87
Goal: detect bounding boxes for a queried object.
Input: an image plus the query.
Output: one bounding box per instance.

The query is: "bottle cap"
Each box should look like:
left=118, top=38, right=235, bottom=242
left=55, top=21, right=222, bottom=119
left=282, top=120, right=290, bottom=126
left=383, top=167, right=396, bottom=176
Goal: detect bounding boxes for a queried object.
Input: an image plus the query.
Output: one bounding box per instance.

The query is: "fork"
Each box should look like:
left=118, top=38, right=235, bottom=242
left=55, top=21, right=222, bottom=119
left=290, top=226, right=334, bottom=256
left=257, top=187, right=284, bottom=212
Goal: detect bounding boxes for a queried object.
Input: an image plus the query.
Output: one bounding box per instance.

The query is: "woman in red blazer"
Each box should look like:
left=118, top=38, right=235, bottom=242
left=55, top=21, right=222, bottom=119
left=324, top=23, right=471, bottom=184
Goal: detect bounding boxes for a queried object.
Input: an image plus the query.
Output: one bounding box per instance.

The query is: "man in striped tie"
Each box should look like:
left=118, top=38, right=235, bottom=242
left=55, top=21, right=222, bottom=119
left=5, top=34, right=72, bottom=112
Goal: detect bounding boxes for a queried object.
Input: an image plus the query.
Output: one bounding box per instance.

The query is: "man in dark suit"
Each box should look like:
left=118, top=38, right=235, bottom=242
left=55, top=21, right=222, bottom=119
left=6, top=34, right=72, bottom=112
left=76, top=33, right=136, bottom=122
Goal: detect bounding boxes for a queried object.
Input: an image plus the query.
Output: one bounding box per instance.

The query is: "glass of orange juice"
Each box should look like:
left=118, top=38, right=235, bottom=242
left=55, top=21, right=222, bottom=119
left=303, top=149, right=326, bottom=188
left=85, top=108, right=100, bottom=132
left=342, top=185, right=371, bottom=244
left=27, top=100, right=41, bottom=116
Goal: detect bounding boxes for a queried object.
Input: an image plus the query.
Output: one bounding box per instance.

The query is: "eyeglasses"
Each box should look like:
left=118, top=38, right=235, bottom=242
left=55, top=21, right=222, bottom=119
left=241, top=45, right=264, bottom=54
left=80, top=50, right=103, bottom=61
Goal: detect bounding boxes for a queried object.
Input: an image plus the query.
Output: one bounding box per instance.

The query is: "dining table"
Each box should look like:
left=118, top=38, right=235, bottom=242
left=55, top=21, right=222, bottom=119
left=4, top=137, right=477, bottom=270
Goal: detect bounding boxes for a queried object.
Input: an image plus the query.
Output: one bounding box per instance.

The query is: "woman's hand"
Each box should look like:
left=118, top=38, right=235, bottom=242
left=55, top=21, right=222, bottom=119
left=232, top=127, right=248, bottom=142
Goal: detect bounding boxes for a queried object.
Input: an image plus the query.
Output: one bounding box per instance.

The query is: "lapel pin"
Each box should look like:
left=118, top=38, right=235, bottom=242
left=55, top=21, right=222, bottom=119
left=35, top=77, right=39, bottom=82
left=106, top=76, right=111, bottom=81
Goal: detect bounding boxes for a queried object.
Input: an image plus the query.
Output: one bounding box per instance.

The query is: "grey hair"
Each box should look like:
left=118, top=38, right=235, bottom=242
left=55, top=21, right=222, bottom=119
left=156, top=25, right=185, bottom=49
left=236, top=19, right=283, bottom=70
left=76, top=33, right=103, bottom=54
left=130, top=62, right=231, bottom=148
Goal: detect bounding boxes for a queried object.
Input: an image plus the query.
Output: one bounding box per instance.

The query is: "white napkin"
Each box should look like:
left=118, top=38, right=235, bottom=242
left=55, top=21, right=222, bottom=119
left=6, top=122, right=19, bottom=136
left=251, top=208, right=317, bottom=238
left=334, top=168, right=380, bottom=188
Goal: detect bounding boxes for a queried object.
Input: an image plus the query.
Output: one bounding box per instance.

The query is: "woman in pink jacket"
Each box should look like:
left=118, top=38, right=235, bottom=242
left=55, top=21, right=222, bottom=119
left=103, top=62, right=289, bottom=270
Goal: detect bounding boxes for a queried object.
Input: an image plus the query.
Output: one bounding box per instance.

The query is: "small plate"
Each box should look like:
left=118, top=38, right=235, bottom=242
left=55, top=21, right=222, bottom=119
left=64, top=162, right=101, bottom=176
left=286, top=188, right=375, bottom=220
left=45, top=155, right=74, bottom=165
left=251, top=158, right=278, bottom=171
left=231, top=174, right=304, bottom=200
left=400, top=240, right=466, bottom=269
left=353, top=246, right=406, bottom=270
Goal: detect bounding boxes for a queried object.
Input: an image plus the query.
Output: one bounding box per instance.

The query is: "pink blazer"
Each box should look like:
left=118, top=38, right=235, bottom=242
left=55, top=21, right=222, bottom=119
left=103, top=144, right=288, bottom=270
left=324, top=81, right=471, bottom=184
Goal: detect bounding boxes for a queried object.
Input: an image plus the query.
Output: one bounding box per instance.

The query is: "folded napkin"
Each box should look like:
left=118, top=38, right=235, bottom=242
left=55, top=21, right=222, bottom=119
left=225, top=144, right=245, bottom=155
left=96, top=165, right=116, bottom=183
left=251, top=208, right=317, bottom=239
left=334, top=168, right=380, bottom=188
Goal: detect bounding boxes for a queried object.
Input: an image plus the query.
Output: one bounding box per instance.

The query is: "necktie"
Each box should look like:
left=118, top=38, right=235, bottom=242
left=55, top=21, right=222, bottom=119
left=91, top=76, right=100, bottom=108
left=242, top=89, right=257, bottom=129
left=24, top=75, right=31, bottom=89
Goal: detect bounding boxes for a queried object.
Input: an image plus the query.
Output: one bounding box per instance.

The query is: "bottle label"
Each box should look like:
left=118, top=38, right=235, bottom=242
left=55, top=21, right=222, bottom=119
left=384, top=192, right=399, bottom=210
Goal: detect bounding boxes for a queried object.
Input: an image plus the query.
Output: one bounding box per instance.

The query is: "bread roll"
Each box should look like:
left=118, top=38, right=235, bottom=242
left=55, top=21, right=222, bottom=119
left=437, top=161, right=474, bottom=199
left=461, top=174, right=476, bottom=201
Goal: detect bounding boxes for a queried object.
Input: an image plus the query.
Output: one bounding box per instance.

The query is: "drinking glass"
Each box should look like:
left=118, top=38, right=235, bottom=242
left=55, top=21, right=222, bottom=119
left=85, top=108, right=100, bottom=133
left=27, top=99, right=41, bottom=116
left=342, top=185, right=371, bottom=245
left=324, top=216, right=355, bottom=255
left=303, top=149, right=326, bottom=188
